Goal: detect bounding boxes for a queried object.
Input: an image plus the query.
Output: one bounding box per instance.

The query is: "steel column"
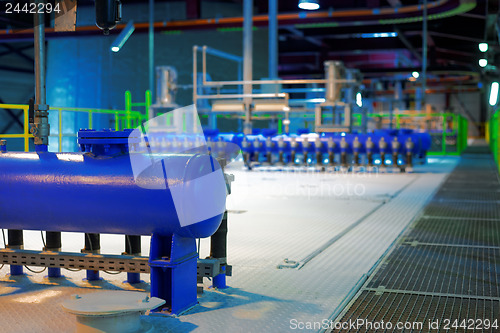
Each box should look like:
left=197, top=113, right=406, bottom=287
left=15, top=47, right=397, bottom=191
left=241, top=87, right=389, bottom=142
left=268, top=0, right=278, bottom=79
left=422, top=0, right=428, bottom=108
left=243, top=0, right=253, bottom=134
left=149, top=0, right=155, bottom=101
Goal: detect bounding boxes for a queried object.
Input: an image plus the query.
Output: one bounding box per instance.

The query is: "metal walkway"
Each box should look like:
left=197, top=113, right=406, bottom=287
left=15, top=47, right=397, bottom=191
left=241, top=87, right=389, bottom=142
left=332, top=143, right=500, bottom=332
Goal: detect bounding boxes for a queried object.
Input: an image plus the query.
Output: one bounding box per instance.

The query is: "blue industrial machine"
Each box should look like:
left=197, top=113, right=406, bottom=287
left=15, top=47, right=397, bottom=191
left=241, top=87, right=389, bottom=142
left=198, top=129, right=431, bottom=172
left=0, top=129, right=230, bottom=315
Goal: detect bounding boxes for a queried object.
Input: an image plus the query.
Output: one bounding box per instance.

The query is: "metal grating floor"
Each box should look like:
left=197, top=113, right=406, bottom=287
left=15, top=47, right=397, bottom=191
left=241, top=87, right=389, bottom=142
left=332, top=292, right=500, bottom=333
left=366, top=245, right=499, bottom=297
left=333, top=143, right=500, bottom=332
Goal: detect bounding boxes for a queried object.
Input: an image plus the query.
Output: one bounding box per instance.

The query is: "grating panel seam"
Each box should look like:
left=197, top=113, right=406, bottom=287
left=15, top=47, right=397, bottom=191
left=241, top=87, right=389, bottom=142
left=363, top=288, right=500, bottom=302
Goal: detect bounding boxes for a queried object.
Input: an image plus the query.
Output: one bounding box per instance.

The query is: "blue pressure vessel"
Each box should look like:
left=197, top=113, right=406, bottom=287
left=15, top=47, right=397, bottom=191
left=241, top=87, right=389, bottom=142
left=0, top=138, right=226, bottom=239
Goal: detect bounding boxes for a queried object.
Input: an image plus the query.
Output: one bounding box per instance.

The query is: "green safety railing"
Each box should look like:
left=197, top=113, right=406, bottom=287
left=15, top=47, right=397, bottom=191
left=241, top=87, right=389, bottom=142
left=391, top=113, right=468, bottom=156
left=487, top=110, right=499, bottom=167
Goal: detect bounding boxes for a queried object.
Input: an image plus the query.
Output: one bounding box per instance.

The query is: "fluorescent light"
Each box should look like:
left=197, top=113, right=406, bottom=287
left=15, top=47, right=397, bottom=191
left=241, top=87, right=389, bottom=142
left=309, top=98, right=326, bottom=103
left=412, top=71, right=420, bottom=79
left=360, top=32, right=398, bottom=38
left=479, top=43, right=488, bottom=52
left=489, top=82, right=499, bottom=106
left=479, top=59, right=488, bottom=67
left=110, top=20, right=135, bottom=53
left=356, top=92, right=362, bottom=107
left=298, top=0, right=319, bottom=10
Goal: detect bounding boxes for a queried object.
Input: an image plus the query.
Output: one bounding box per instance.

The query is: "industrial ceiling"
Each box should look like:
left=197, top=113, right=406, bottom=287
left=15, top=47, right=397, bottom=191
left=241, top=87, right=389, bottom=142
left=0, top=0, right=497, bottom=81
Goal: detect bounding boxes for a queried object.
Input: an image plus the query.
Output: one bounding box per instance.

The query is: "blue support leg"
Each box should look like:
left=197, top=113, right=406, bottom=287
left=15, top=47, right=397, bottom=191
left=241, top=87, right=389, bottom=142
left=86, top=270, right=100, bottom=281
left=48, top=268, right=61, bottom=278
left=213, top=266, right=227, bottom=289
left=127, top=272, right=141, bottom=284
left=10, top=265, right=23, bottom=276
left=83, top=233, right=101, bottom=281
left=125, top=235, right=142, bottom=284
left=149, top=233, right=198, bottom=315
left=46, top=232, right=62, bottom=278
left=8, top=230, right=23, bottom=276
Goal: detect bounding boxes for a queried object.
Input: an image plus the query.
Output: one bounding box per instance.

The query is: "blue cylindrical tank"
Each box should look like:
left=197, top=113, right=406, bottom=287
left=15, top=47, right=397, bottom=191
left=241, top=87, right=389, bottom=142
left=0, top=151, right=225, bottom=238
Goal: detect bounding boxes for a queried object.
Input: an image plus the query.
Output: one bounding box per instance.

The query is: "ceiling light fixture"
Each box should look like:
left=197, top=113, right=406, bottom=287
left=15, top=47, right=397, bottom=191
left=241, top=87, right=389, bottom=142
left=479, top=43, right=488, bottom=52
left=360, top=32, right=398, bottom=38
left=110, top=21, right=135, bottom=53
left=298, top=0, right=320, bottom=11
left=412, top=71, right=420, bottom=79
left=489, top=82, right=499, bottom=106
left=479, top=59, right=488, bottom=68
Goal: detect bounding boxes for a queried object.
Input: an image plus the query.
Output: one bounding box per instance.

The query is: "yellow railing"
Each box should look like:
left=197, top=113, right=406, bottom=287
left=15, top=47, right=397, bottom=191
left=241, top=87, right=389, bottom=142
left=0, top=104, right=145, bottom=152
left=0, top=104, right=31, bottom=152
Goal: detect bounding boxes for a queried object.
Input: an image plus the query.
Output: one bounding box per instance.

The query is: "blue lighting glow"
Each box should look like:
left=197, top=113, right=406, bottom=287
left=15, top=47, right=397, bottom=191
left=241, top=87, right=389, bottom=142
left=360, top=32, right=398, bottom=38
left=374, top=159, right=381, bottom=165
left=341, top=133, right=346, bottom=137
left=323, top=158, right=329, bottom=164
left=385, top=159, right=392, bottom=165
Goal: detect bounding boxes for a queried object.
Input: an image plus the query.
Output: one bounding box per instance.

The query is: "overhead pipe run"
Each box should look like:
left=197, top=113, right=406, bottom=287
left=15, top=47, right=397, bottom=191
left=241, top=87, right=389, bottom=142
left=0, top=0, right=475, bottom=41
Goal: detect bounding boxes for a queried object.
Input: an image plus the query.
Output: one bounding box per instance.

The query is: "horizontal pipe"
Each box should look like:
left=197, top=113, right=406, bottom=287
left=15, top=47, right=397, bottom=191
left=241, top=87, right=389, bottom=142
left=203, top=46, right=242, bottom=63
left=0, top=153, right=226, bottom=238
left=197, top=93, right=287, bottom=99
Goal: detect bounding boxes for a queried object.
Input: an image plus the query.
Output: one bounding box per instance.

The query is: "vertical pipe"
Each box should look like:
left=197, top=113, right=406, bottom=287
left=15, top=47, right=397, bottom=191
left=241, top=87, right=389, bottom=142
left=268, top=0, right=278, bottom=79
left=145, top=90, right=152, bottom=120
left=33, top=0, right=49, bottom=148
left=395, top=81, right=403, bottom=112
left=422, top=0, right=428, bottom=108
left=125, top=235, right=141, bottom=284
left=58, top=109, right=62, bottom=152
left=7, top=230, right=23, bottom=275
left=84, top=233, right=101, bottom=281
left=149, top=0, right=155, bottom=101
left=46, top=231, right=61, bottom=278
left=34, top=5, right=46, bottom=107
left=243, top=0, right=253, bottom=134
left=193, top=46, right=198, bottom=105
left=211, top=211, right=228, bottom=289
left=125, top=90, right=132, bottom=128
